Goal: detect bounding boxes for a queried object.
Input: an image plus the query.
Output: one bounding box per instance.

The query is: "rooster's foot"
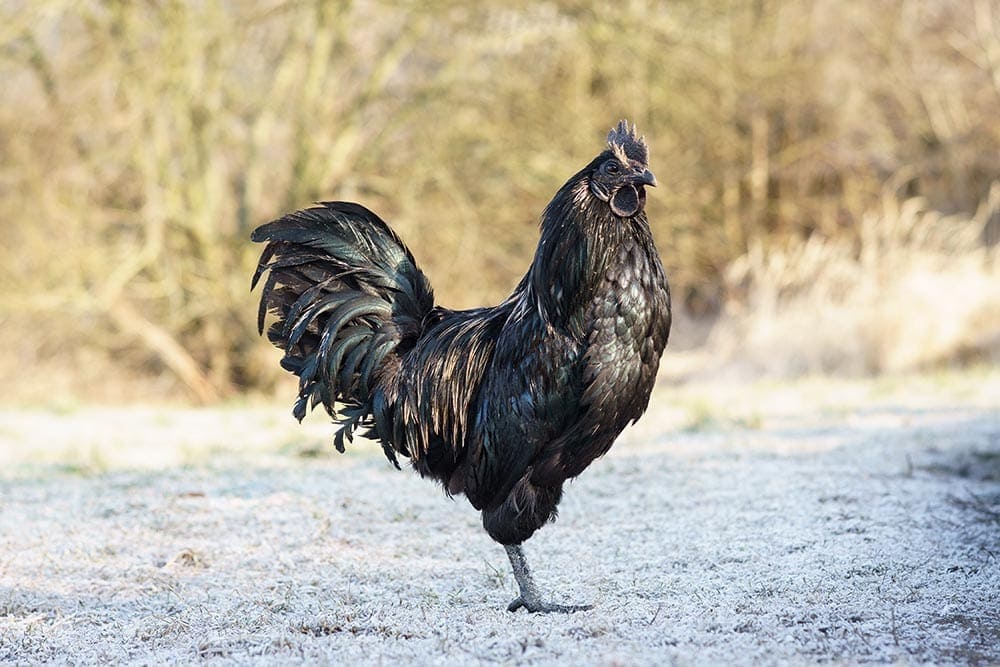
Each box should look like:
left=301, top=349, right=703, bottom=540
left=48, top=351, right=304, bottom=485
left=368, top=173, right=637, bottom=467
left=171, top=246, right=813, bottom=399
left=507, top=596, right=592, bottom=613
left=503, top=543, right=593, bottom=614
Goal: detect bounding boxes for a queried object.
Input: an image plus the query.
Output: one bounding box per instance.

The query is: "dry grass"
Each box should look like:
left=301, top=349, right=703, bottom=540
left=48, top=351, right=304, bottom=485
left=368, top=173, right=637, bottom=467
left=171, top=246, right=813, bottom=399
left=697, top=188, right=1000, bottom=379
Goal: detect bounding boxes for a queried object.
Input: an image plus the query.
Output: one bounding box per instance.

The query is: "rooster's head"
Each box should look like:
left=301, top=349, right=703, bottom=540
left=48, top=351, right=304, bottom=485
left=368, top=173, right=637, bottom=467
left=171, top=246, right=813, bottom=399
left=588, top=120, right=656, bottom=218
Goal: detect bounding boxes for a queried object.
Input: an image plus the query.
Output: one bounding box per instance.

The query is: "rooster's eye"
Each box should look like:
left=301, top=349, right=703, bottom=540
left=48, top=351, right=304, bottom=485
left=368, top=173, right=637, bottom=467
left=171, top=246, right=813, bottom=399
left=603, top=161, right=621, bottom=175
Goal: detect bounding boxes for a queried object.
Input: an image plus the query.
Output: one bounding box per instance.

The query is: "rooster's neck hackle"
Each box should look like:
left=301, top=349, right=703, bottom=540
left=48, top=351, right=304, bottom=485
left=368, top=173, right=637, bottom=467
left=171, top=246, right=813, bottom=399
left=527, top=165, right=648, bottom=335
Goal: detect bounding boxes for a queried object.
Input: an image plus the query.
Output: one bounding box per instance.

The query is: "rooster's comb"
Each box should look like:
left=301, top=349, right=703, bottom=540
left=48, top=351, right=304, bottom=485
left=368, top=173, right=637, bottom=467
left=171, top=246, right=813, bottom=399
left=607, top=120, right=648, bottom=165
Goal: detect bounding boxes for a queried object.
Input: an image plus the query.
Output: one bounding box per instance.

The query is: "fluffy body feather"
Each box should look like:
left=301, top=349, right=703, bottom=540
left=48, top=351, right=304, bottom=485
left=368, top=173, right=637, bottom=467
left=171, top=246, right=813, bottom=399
left=252, top=121, right=671, bottom=609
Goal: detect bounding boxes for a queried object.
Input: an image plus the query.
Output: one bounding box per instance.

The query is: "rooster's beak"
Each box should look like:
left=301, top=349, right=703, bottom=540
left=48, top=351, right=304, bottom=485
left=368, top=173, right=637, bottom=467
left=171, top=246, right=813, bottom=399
left=635, top=169, right=657, bottom=188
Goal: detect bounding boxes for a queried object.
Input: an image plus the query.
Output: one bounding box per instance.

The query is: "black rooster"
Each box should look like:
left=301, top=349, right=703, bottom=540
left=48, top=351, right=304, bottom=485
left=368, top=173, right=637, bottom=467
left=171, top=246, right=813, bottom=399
left=252, top=121, right=671, bottom=612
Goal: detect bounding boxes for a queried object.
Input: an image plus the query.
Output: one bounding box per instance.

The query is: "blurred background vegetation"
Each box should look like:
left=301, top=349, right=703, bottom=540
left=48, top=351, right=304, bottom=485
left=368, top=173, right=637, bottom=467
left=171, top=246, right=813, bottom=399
left=1, top=0, right=998, bottom=404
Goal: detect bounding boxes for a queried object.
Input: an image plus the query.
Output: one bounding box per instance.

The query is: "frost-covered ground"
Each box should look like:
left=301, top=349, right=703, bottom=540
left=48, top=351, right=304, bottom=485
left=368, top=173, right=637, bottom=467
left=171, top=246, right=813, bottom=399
left=1, top=372, right=998, bottom=664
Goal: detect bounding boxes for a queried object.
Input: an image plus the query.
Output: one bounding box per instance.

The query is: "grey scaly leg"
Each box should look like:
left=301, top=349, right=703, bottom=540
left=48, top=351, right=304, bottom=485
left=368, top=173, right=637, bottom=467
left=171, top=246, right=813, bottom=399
left=504, top=544, right=593, bottom=613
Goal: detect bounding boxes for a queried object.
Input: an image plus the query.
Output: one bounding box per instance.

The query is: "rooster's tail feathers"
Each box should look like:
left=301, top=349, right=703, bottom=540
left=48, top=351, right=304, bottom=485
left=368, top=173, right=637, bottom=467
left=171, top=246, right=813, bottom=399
left=252, top=202, right=434, bottom=456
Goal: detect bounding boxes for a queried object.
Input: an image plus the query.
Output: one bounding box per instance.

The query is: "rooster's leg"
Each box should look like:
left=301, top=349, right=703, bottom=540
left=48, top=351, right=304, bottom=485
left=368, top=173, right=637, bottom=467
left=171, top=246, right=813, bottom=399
left=504, top=544, right=592, bottom=613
